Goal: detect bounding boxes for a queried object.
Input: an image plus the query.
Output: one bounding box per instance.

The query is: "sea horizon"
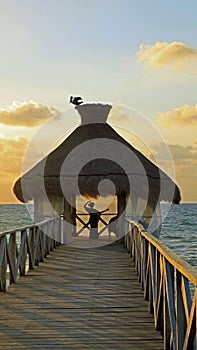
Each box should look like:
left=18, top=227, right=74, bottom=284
left=0, top=203, right=196, bottom=269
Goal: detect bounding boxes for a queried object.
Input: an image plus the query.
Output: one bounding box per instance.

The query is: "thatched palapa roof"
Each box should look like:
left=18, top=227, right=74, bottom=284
left=13, top=104, right=181, bottom=204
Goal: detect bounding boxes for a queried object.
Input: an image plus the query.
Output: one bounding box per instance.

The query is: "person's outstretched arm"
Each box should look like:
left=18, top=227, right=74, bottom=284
left=100, top=208, right=109, bottom=214
left=84, top=201, right=90, bottom=212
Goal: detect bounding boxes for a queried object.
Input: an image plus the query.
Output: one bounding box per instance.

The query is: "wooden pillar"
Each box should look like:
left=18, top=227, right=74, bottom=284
left=70, top=195, right=77, bottom=236
left=54, top=196, right=63, bottom=216
left=131, top=191, right=138, bottom=216
left=53, top=195, right=64, bottom=243
left=149, top=201, right=161, bottom=238
left=63, top=198, right=72, bottom=244
left=117, top=191, right=127, bottom=242
left=34, top=197, right=45, bottom=223
left=63, top=197, right=77, bottom=244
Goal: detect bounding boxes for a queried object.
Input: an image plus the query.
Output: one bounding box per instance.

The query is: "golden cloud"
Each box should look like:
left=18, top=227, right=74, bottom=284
left=108, top=106, right=132, bottom=125
left=148, top=142, right=197, bottom=202
left=149, top=142, right=197, bottom=161
left=0, top=137, right=28, bottom=203
left=137, top=41, right=197, bottom=70
left=0, top=137, right=28, bottom=174
left=0, top=101, right=58, bottom=127
left=0, top=137, right=44, bottom=203
left=175, top=160, right=197, bottom=202
left=157, top=104, right=197, bottom=126
left=169, top=143, right=197, bottom=159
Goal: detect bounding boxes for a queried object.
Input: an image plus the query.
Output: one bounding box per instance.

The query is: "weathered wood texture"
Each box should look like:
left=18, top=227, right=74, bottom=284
left=0, top=218, right=61, bottom=291
left=0, top=242, right=163, bottom=350
left=125, top=218, right=197, bottom=350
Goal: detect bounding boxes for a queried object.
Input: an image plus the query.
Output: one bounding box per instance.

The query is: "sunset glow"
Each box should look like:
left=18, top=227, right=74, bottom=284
left=0, top=0, right=196, bottom=203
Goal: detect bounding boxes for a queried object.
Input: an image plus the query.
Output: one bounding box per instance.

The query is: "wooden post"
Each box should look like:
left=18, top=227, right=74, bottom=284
left=0, top=236, right=7, bottom=292
left=52, top=196, right=63, bottom=243
left=34, top=198, right=41, bottom=223
left=131, top=191, right=138, bottom=216
left=28, top=226, right=35, bottom=270
left=176, top=271, right=186, bottom=349
left=71, top=195, right=77, bottom=236
left=117, top=191, right=127, bottom=242
left=9, top=234, right=17, bottom=284
left=63, top=198, right=74, bottom=244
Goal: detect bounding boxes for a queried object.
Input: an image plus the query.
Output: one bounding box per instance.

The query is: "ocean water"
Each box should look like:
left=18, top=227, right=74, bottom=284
left=0, top=203, right=196, bottom=268
left=0, top=204, right=33, bottom=233
left=160, top=203, right=197, bottom=269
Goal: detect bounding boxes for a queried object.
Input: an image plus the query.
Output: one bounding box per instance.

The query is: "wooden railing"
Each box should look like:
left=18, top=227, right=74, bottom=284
left=124, top=218, right=197, bottom=350
left=0, top=217, right=61, bottom=292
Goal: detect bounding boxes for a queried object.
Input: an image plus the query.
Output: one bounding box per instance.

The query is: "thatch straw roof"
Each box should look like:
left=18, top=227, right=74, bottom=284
left=13, top=104, right=181, bottom=204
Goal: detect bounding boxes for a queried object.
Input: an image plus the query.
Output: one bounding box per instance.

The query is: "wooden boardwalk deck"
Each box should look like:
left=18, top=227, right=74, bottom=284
left=0, top=242, right=163, bottom=350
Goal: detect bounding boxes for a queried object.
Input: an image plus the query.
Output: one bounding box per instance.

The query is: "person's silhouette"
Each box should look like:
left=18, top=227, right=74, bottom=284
left=84, top=201, right=108, bottom=239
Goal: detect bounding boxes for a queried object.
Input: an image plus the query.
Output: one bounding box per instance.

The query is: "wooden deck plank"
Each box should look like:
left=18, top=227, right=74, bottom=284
left=0, top=242, right=163, bottom=350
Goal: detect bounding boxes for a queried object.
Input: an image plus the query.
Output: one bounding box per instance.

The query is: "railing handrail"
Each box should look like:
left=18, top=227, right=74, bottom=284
left=125, top=217, right=197, bottom=350
left=125, top=217, right=197, bottom=286
left=0, top=217, right=61, bottom=292
left=0, top=216, right=59, bottom=237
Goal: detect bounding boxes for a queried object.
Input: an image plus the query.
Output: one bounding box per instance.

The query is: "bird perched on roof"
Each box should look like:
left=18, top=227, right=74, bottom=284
left=69, top=96, right=83, bottom=105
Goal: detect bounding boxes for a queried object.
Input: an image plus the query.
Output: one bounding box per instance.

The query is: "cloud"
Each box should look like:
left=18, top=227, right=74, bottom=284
left=148, top=142, right=197, bottom=202
left=137, top=41, right=197, bottom=70
left=175, top=159, right=197, bottom=202
left=108, top=106, right=132, bottom=126
left=169, top=144, right=197, bottom=202
left=0, top=101, right=59, bottom=127
left=157, top=103, right=197, bottom=126
left=0, top=137, right=28, bottom=203
left=0, top=137, right=44, bottom=203
left=151, top=142, right=197, bottom=160
left=0, top=137, right=28, bottom=174
left=149, top=142, right=197, bottom=161
left=169, top=143, right=197, bottom=160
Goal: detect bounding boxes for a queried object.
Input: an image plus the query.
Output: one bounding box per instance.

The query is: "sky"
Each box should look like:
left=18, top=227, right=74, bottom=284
left=0, top=0, right=197, bottom=203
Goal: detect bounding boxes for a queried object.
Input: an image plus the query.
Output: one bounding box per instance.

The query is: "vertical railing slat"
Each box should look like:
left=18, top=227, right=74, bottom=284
left=176, top=271, right=187, bottom=350
left=124, top=217, right=197, bottom=350
left=163, top=270, right=171, bottom=350
left=7, top=233, right=17, bottom=284
left=0, top=217, right=60, bottom=292
left=27, top=226, right=35, bottom=270
left=0, top=236, right=7, bottom=292
left=164, top=260, right=177, bottom=349
left=183, top=289, right=197, bottom=350
left=19, top=229, right=27, bottom=276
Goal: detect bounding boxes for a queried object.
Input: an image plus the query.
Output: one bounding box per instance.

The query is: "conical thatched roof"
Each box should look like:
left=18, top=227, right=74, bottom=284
left=13, top=104, right=181, bottom=204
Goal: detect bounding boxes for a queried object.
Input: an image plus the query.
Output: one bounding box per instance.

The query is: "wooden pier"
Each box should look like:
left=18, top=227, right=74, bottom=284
left=0, top=242, right=163, bottom=350
left=0, top=218, right=196, bottom=350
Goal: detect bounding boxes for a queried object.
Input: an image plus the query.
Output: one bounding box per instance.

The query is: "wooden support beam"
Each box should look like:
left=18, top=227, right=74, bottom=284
left=63, top=198, right=74, bottom=244
left=117, top=191, right=127, bottom=242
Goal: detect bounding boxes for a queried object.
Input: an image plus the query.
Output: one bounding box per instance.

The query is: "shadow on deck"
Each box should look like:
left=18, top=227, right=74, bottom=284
left=0, top=242, right=163, bottom=350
